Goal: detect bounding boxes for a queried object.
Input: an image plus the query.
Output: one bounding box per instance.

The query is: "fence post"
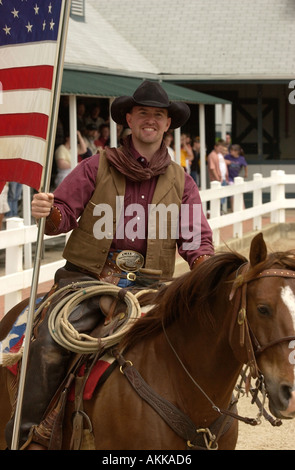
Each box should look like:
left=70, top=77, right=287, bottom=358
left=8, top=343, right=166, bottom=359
left=253, top=173, right=263, bottom=231
left=5, top=218, right=24, bottom=314
left=210, top=181, right=221, bottom=246
left=270, top=170, right=286, bottom=224
left=233, top=176, right=244, bottom=238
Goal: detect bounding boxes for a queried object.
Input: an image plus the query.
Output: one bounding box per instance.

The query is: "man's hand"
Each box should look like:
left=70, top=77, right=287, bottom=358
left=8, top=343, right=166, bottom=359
left=31, top=193, right=54, bottom=219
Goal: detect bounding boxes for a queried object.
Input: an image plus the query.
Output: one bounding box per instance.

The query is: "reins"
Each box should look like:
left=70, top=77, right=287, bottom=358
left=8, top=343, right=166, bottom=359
left=158, top=262, right=295, bottom=447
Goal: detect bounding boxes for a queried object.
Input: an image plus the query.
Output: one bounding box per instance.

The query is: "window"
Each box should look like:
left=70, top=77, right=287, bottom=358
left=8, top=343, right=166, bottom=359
left=70, top=0, right=85, bottom=22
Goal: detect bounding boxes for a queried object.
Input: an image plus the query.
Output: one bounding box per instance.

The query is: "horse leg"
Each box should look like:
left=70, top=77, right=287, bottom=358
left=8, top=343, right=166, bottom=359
left=5, top=295, right=104, bottom=450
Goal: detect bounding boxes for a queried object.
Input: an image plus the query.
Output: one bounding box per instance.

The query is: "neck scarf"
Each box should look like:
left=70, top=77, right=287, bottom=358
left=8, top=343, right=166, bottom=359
left=105, top=135, right=171, bottom=182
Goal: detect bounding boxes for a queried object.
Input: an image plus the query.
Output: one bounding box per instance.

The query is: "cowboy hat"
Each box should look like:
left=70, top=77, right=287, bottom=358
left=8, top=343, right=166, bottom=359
left=110, top=80, right=190, bottom=129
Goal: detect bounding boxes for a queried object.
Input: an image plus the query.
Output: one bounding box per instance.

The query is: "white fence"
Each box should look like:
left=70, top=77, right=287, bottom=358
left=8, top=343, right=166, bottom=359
left=1, top=169, right=295, bottom=314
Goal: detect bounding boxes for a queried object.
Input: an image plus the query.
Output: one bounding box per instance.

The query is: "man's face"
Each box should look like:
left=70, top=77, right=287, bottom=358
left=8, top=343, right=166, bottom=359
left=126, top=106, right=171, bottom=147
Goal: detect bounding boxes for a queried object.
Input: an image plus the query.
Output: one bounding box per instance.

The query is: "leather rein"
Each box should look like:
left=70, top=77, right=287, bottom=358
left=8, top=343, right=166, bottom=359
left=117, top=263, right=295, bottom=450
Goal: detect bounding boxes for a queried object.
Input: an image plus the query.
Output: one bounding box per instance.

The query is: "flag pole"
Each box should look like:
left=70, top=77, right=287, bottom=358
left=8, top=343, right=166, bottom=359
left=11, top=0, right=72, bottom=450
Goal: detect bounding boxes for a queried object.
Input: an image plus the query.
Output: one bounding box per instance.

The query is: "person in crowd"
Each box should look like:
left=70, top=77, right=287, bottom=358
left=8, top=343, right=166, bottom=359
left=225, top=144, right=248, bottom=210
left=95, top=123, right=110, bottom=149
left=180, top=133, right=194, bottom=172
left=224, top=144, right=248, bottom=183
left=0, top=183, right=10, bottom=228
left=191, top=137, right=200, bottom=185
left=163, top=131, right=175, bottom=161
left=207, top=140, right=229, bottom=212
left=77, top=101, right=87, bottom=132
left=5, top=80, right=214, bottom=450
left=85, top=102, right=105, bottom=129
left=5, top=182, right=22, bottom=218
left=82, top=123, right=100, bottom=155
left=207, top=140, right=228, bottom=185
left=54, top=131, right=89, bottom=187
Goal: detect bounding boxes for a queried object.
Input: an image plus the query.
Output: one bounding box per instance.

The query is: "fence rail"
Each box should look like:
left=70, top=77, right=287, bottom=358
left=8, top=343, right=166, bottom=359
left=0, top=169, right=294, bottom=313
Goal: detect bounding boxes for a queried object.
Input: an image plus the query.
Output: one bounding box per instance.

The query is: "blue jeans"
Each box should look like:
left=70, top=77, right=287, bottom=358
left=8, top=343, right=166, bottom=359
left=6, top=182, right=22, bottom=217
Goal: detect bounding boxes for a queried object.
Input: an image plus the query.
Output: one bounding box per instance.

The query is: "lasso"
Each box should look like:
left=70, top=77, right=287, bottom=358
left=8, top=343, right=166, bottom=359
left=2, top=281, right=148, bottom=366
left=47, top=281, right=143, bottom=353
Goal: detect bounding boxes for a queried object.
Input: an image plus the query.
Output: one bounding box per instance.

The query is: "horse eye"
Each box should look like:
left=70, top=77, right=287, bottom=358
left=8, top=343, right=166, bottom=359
left=257, top=305, right=271, bottom=317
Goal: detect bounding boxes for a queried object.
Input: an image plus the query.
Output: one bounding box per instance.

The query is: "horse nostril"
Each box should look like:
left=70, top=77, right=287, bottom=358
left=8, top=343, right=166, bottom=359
left=280, top=384, right=293, bottom=405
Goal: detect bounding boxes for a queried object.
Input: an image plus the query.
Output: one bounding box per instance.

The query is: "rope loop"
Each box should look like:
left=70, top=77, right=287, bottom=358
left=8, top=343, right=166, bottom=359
left=44, top=281, right=143, bottom=354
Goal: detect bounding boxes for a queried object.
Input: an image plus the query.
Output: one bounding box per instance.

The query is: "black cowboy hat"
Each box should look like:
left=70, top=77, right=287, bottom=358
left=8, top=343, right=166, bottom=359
left=110, top=80, right=190, bottom=129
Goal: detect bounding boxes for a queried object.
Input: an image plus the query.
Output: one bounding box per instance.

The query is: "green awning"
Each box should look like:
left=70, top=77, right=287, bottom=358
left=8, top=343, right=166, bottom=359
left=61, top=69, right=230, bottom=105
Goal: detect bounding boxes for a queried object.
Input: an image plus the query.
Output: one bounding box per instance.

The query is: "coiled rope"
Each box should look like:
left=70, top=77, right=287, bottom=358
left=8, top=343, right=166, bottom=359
left=1, top=281, right=151, bottom=366
left=46, top=281, right=144, bottom=354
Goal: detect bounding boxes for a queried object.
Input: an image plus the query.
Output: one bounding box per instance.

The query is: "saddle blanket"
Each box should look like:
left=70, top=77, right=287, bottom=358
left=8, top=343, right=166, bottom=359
left=1, top=301, right=152, bottom=400
left=1, top=301, right=117, bottom=400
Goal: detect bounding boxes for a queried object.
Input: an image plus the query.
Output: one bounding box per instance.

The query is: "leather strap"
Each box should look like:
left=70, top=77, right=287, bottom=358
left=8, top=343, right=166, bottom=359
left=114, top=351, right=235, bottom=450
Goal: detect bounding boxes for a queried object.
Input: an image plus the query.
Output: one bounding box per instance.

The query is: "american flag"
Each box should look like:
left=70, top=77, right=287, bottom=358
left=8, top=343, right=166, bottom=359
left=0, top=0, right=65, bottom=193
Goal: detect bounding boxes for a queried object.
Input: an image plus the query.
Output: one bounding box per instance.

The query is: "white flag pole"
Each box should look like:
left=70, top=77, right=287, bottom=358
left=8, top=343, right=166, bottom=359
left=11, top=0, right=72, bottom=450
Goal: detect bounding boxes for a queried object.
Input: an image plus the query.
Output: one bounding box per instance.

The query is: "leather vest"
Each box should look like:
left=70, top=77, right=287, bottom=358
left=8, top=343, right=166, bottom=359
left=63, top=152, right=185, bottom=278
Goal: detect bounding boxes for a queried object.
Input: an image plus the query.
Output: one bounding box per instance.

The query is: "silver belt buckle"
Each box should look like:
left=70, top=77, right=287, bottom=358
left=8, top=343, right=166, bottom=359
left=116, top=250, right=144, bottom=272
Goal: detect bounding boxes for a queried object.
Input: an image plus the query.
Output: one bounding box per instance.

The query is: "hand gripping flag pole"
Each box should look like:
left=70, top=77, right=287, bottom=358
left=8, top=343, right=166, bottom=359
left=11, top=0, right=72, bottom=450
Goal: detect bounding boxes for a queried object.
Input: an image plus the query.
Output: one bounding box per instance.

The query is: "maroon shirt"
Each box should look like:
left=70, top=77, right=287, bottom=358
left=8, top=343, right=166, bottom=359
left=50, top=150, right=214, bottom=268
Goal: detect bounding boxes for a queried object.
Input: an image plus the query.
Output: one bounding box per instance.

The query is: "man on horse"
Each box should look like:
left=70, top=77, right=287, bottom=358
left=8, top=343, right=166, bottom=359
left=5, top=80, right=214, bottom=450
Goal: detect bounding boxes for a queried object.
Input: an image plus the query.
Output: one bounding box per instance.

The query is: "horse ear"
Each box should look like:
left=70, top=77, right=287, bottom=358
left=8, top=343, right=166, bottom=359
left=249, top=233, right=267, bottom=267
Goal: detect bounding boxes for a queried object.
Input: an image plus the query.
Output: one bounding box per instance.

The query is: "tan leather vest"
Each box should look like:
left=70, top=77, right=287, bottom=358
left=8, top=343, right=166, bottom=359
left=63, top=152, right=185, bottom=277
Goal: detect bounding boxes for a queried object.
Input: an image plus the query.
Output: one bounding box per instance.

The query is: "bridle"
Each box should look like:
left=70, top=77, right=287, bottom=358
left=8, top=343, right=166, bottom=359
left=119, top=262, right=295, bottom=450
left=160, top=262, right=295, bottom=447
left=229, top=263, right=295, bottom=377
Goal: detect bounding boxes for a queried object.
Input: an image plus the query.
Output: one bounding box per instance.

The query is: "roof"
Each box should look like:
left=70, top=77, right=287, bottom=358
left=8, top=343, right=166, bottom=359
left=64, top=0, right=295, bottom=82
left=61, top=70, right=230, bottom=103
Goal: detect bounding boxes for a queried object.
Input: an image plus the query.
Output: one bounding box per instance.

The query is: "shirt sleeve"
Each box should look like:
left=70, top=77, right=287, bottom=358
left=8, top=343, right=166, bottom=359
left=177, top=173, right=214, bottom=267
left=45, top=154, right=99, bottom=235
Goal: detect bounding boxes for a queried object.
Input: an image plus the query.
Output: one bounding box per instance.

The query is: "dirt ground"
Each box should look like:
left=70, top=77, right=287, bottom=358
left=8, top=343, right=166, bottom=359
left=235, top=393, right=295, bottom=450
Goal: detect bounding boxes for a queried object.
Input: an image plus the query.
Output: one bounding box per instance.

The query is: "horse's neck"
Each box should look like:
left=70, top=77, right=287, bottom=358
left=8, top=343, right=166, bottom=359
left=164, top=306, right=242, bottom=405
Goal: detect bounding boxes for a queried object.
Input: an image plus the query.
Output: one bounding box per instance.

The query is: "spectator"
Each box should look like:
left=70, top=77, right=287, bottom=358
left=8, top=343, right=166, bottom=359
left=54, top=131, right=88, bottom=187
left=207, top=141, right=228, bottom=184
left=6, top=182, right=22, bottom=218
left=77, top=101, right=86, bottom=132
left=0, top=183, right=10, bottom=228
left=191, top=137, right=200, bottom=185
left=85, top=103, right=105, bottom=129
left=82, top=123, right=100, bottom=155
left=224, top=144, right=248, bottom=183
left=180, top=133, right=194, bottom=172
left=95, top=123, right=110, bottom=149
left=207, top=140, right=228, bottom=213
left=163, top=132, right=175, bottom=161
left=225, top=144, right=248, bottom=210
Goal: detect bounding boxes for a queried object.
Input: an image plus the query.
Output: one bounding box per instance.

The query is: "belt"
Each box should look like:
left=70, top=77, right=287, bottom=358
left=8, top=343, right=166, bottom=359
left=65, top=251, right=146, bottom=286
left=65, top=250, right=163, bottom=287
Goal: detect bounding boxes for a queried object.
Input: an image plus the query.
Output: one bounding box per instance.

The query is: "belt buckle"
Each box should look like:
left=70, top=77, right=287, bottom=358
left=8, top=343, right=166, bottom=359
left=116, top=250, right=144, bottom=273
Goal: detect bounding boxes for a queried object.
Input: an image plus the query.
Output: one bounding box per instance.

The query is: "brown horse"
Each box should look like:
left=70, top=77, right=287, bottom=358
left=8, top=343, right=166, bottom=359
left=1, top=232, right=295, bottom=450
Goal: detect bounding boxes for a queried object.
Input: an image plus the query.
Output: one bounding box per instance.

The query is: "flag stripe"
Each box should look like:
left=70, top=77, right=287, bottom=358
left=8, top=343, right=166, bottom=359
left=0, top=137, right=47, bottom=165
left=0, top=159, right=43, bottom=191
left=0, top=0, right=64, bottom=192
left=0, top=66, right=54, bottom=91
left=1, top=89, right=53, bottom=115
left=0, top=42, right=58, bottom=69
left=0, top=114, right=49, bottom=139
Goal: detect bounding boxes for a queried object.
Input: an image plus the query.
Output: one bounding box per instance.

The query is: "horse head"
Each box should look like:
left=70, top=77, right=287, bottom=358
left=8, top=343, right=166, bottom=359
left=230, top=233, right=295, bottom=420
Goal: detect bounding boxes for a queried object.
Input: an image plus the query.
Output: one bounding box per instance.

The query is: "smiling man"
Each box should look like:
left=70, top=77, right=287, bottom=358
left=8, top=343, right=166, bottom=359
left=6, top=80, right=214, bottom=450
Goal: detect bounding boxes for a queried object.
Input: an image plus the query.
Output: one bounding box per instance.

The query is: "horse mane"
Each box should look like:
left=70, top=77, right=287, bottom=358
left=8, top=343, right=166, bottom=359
left=120, top=249, right=248, bottom=352
left=120, top=247, right=295, bottom=352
